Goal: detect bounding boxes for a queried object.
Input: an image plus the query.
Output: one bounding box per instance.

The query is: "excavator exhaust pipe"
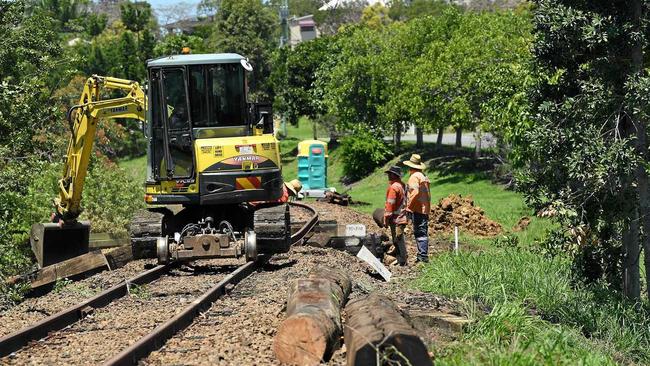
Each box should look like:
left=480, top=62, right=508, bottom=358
left=30, top=221, right=90, bottom=268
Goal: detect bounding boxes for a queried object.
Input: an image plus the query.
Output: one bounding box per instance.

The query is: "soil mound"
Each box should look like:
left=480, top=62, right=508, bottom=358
left=513, top=216, right=531, bottom=232
left=429, top=194, right=502, bottom=237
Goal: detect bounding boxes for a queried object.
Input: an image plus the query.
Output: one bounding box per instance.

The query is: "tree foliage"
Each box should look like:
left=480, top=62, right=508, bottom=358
left=272, top=36, right=331, bottom=124
left=516, top=1, right=650, bottom=291
left=277, top=5, right=532, bottom=142
left=211, top=0, right=277, bottom=99
left=120, top=1, right=152, bottom=33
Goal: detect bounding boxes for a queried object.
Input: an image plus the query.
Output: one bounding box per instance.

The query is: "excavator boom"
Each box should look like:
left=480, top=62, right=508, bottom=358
left=31, top=75, right=146, bottom=267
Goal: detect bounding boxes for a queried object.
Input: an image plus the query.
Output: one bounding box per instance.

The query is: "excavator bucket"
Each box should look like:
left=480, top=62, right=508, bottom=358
left=30, top=221, right=90, bottom=268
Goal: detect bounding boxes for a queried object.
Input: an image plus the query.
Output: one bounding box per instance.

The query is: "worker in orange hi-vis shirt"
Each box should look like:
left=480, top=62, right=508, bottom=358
left=403, top=154, right=431, bottom=263
left=383, top=165, right=408, bottom=266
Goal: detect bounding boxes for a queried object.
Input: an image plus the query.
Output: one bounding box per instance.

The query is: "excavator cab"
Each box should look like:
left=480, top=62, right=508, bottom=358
left=143, top=53, right=282, bottom=207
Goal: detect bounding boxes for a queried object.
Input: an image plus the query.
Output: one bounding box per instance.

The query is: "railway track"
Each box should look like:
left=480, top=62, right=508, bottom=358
left=0, top=203, right=318, bottom=365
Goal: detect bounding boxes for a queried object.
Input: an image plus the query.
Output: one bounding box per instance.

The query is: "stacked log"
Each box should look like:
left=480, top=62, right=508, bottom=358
left=273, top=267, right=351, bottom=365
left=344, top=293, right=433, bottom=366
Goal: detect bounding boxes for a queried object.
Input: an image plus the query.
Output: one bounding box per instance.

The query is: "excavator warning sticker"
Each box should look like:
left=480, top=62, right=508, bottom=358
left=235, top=176, right=261, bottom=190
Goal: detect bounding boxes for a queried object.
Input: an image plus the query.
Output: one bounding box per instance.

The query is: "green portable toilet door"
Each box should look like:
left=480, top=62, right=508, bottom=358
left=308, top=144, right=327, bottom=189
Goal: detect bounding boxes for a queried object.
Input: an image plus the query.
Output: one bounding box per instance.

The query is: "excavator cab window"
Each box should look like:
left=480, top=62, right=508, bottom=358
left=189, top=64, right=246, bottom=128
left=150, top=69, right=165, bottom=180
left=150, top=68, right=195, bottom=180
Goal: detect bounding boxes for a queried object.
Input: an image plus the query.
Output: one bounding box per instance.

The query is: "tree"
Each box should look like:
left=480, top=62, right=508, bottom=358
left=518, top=1, right=650, bottom=299
left=272, top=36, right=332, bottom=124
left=314, top=0, right=365, bottom=35
left=320, top=25, right=392, bottom=135
left=388, top=0, right=453, bottom=21
left=211, top=0, right=278, bottom=99
left=0, top=0, right=66, bottom=277
left=120, top=1, right=151, bottom=33
left=360, top=3, right=391, bottom=28
left=154, top=34, right=207, bottom=57
left=84, top=13, right=108, bottom=37
left=156, top=2, right=195, bottom=26
left=29, top=0, right=87, bottom=31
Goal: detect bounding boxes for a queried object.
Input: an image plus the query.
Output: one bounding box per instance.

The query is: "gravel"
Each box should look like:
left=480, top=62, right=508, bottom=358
left=142, top=245, right=454, bottom=366
left=1, top=259, right=244, bottom=365
left=2, top=202, right=457, bottom=365
left=0, top=259, right=157, bottom=338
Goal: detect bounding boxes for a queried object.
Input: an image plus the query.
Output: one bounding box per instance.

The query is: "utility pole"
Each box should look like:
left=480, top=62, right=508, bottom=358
left=279, top=0, right=289, bottom=137
left=279, top=0, right=289, bottom=48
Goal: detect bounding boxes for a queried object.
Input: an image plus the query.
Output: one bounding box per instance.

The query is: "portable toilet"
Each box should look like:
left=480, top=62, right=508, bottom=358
left=297, top=140, right=328, bottom=190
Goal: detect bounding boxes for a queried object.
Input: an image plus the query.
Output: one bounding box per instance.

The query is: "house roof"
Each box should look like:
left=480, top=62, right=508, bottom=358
left=147, top=53, right=245, bottom=67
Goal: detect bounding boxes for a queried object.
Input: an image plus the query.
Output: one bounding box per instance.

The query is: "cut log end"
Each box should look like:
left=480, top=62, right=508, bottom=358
left=274, top=315, right=329, bottom=366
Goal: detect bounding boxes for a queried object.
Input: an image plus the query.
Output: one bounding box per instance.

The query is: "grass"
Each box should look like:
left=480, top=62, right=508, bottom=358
left=419, top=248, right=650, bottom=364
left=119, top=155, right=147, bottom=184
left=436, top=302, right=616, bottom=365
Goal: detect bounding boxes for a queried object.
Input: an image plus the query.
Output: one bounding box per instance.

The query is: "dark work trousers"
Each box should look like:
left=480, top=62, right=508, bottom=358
left=389, top=223, right=407, bottom=265
left=413, top=212, right=429, bottom=261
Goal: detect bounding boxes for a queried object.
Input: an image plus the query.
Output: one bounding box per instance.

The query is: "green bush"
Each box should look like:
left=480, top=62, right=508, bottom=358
left=81, top=158, right=145, bottom=236
left=340, top=133, right=392, bottom=181
left=0, top=156, right=145, bottom=307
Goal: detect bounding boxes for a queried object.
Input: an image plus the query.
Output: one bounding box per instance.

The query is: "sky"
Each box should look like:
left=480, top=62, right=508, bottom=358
left=146, top=0, right=201, bottom=19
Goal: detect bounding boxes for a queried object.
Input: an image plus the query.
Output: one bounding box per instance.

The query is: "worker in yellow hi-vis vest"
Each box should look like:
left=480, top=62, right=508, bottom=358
left=403, top=154, right=431, bottom=263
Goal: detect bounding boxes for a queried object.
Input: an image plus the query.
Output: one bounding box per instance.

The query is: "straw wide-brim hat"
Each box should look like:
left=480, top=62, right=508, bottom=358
left=284, top=179, right=303, bottom=195
left=403, top=153, right=426, bottom=170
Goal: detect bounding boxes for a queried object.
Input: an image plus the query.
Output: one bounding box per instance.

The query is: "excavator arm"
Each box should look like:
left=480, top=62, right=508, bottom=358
left=31, top=75, right=147, bottom=267
left=56, top=75, right=146, bottom=221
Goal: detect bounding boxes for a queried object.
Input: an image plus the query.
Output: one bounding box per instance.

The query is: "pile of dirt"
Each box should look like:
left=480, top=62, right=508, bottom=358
left=513, top=216, right=531, bottom=232
left=429, top=194, right=502, bottom=237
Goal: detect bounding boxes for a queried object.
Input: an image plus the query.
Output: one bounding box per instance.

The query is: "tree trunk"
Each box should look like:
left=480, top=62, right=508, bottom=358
left=623, top=211, right=641, bottom=299
left=393, top=122, right=401, bottom=153
left=436, top=127, right=444, bottom=149
left=630, top=0, right=650, bottom=301
left=474, top=127, right=482, bottom=159
left=344, top=293, right=433, bottom=366
left=313, top=119, right=318, bottom=140
left=273, top=268, right=351, bottom=365
left=416, top=125, right=424, bottom=148
left=455, top=127, right=462, bottom=148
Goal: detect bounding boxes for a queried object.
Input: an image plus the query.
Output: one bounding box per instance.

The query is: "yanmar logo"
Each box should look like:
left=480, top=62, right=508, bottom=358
left=109, top=106, right=128, bottom=114
left=233, top=155, right=262, bottom=163
left=221, top=155, right=269, bottom=166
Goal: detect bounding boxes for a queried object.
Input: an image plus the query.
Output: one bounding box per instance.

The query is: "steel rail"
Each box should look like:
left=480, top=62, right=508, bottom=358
left=0, top=264, right=172, bottom=357
left=289, top=202, right=319, bottom=245
left=103, top=260, right=258, bottom=366
left=103, top=203, right=319, bottom=366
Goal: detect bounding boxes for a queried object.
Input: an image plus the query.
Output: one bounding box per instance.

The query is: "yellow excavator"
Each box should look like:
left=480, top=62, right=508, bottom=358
left=31, top=53, right=290, bottom=267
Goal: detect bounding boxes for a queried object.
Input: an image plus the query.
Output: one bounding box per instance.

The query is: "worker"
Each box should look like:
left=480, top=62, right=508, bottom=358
left=248, top=179, right=301, bottom=207
left=383, top=165, right=408, bottom=266
left=403, top=154, right=431, bottom=263
left=278, top=179, right=303, bottom=203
